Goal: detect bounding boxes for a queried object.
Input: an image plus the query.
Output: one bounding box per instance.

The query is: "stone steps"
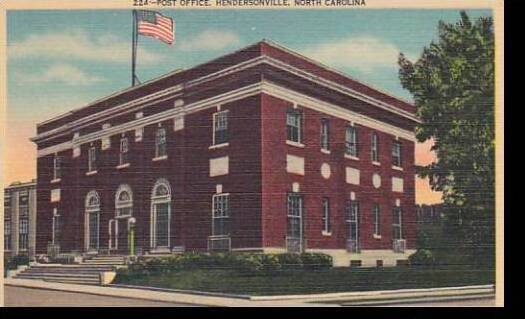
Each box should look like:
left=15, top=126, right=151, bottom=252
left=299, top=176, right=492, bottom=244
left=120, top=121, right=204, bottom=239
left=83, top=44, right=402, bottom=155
left=14, top=255, right=127, bottom=285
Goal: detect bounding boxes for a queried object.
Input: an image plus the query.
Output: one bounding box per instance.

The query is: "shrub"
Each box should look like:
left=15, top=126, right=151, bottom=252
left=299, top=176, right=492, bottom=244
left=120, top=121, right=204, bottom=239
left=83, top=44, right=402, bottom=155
left=300, top=253, right=333, bottom=270
left=277, top=253, right=303, bottom=270
left=409, top=249, right=436, bottom=266
left=261, top=254, right=282, bottom=272
left=125, top=252, right=334, bottom=275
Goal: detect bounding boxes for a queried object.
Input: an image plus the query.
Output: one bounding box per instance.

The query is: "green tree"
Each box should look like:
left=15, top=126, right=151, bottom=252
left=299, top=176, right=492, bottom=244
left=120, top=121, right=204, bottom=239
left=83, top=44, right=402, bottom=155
left=398, top=11, right=495, bottom=267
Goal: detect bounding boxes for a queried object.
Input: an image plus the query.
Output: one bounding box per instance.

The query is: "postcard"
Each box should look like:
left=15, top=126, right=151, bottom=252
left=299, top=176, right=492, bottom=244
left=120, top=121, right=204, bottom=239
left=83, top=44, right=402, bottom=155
left=0, top=0, right=503, bottom=307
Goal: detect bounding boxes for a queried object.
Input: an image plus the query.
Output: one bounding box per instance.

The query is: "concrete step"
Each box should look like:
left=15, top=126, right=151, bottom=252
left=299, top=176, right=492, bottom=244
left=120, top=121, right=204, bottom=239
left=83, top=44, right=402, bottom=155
left=17, top=272, right=100, bottom=278
left=15, top=275, right=101, bottom=284
left=29, top=266, right=114, bottom=272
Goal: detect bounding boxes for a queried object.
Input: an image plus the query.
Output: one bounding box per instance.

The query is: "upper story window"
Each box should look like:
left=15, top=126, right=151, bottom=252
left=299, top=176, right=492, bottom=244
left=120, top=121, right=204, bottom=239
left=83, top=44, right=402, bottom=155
left=212, top=194, right=230, bottom=237
left=322, top=198, right=331, bottom=234
left=286, top=109, right=302, bottom=144
left=392, top=140, right=402, bottom=167
left=119, top=137, right=129, bottom=165
left=53, top=155, right=62, bottom=180
left=371, top=133, right=379, bottom=162
left=88, top=146, right=97, bottom=172
left=4, top=193, right=11, bottom=208
left=320, top=118, right=330, bottom=151
left=392, top=206, right=403, bottom=240
left=373, top=203, right=381, bottom=236
left=345, top=125, right=358, bottom=157
left=155, top=127, right=167, bottom=158
left=213, top=110, right=229, bottom=145
left=18, top=190, right=28, bottom=208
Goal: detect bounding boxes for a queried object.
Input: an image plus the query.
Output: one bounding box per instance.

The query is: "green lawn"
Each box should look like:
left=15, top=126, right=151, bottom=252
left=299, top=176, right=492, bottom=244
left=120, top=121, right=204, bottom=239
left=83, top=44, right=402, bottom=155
left=113, top=266, right=495, bottom=296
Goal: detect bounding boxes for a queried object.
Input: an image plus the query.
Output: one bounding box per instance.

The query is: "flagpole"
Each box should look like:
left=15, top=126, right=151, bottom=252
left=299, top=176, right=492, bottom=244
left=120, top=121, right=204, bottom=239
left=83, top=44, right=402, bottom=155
left=132, top=9, right=137, bottom=87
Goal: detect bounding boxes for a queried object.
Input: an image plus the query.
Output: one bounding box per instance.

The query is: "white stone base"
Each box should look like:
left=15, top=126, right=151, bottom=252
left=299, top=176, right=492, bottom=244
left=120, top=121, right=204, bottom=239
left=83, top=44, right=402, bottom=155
left=305, top=249, right=416, bottom=267
left=232, top=247, right=416, bottom=267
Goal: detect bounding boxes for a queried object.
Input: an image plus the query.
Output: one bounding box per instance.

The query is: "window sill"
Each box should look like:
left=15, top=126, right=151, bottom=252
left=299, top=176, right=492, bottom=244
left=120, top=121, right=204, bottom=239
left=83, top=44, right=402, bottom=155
left=322, top=231, right=332, bottom=236
left=209, top=142, right=229, bottom=150
left=372, top=161, right=381, bottom=166
left=50, top=178, right=61, bottom=184
left=392, top=165, right=404, bottom=171
left=344, top=154, right=359, bottom=161
left=373, top=234, right=382, bottom=239
left=86, top=170, right=98, bottom=176
left=321, top=148, right=331, bottom=154
left=152, top=155, right=168, bottom=162
left=286, top=140, right=305, bottom=148
left=116, top=163, right=130, bottom=170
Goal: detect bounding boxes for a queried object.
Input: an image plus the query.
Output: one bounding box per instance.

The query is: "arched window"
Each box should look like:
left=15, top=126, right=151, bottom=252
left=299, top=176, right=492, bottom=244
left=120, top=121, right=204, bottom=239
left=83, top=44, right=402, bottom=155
left=151, top=179, right=171, bottom=249
left=115, top=184, right=133, bottom=217
left=85, top=191, right=100, bottom=251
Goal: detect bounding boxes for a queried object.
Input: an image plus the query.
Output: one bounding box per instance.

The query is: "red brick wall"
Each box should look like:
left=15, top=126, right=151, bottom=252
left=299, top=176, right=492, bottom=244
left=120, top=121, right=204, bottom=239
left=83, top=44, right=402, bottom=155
left=36, top=95, right=263, bottom=254
left=261, top=93, right=416, bottom=251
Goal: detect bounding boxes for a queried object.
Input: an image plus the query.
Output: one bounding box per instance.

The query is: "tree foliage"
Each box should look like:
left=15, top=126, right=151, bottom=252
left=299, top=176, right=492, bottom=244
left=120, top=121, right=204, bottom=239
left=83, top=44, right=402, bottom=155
left=398, top=11, right=495, bottom=266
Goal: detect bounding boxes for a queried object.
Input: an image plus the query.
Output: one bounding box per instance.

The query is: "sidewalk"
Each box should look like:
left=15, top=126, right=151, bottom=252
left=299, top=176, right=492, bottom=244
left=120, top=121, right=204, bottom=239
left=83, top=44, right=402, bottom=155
left=4, top=278, right=494, bottom=307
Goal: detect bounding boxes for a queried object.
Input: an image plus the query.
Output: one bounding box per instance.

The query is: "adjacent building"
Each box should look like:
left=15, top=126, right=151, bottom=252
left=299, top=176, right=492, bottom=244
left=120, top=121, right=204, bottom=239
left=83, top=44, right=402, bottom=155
left=31, top=40, right=419, bottom=267
left=4, top=180, right=37, bottom=258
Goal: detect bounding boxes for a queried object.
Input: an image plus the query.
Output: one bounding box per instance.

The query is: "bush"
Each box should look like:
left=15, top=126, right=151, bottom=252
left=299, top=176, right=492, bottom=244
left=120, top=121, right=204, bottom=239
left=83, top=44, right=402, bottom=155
left=409, top=249, right=436, bottom=266
left=277, top=253, right=303, bottom=270
left=300, top=253, right=333, bottom=270
left=125, top=252, right=334, bottom=275
left=4, top=255, right=30, bottom=277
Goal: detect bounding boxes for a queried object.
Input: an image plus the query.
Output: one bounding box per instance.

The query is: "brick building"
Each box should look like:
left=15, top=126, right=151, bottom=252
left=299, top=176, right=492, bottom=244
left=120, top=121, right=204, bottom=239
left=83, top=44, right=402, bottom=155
left=31, top=40, right=419, bottom=267
left=4, top=180, right=37, bottom=258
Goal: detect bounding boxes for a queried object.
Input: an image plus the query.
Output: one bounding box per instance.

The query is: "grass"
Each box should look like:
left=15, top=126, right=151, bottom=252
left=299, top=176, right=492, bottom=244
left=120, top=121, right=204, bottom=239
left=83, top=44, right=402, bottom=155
left=113, top=266, right=495, bottom=296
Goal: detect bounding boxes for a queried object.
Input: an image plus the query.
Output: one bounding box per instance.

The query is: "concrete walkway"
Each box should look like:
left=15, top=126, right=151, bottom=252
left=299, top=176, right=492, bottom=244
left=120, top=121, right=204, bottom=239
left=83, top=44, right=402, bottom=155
left=3, top=278, right=319, bottom=306
left=4, top=278, right=495, bottom=307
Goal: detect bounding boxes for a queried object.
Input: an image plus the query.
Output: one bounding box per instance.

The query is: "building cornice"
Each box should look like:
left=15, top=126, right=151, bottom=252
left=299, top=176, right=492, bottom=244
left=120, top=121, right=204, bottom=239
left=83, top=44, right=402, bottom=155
left=36, top=81, right=416, bottom=158
left=32, top=56, right=418, bottom=144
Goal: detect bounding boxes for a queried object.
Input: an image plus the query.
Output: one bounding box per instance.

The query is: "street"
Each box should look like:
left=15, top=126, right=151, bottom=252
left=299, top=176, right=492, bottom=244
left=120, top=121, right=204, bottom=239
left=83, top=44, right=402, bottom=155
left=4, top=286, right=197, bottom=307
left=4, top=285, right=496, bottom=307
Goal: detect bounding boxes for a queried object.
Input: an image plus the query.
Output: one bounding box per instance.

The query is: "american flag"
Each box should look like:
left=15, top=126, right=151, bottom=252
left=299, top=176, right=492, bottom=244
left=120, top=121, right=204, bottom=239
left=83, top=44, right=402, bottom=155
left=136, top=10, right=174, bottom=45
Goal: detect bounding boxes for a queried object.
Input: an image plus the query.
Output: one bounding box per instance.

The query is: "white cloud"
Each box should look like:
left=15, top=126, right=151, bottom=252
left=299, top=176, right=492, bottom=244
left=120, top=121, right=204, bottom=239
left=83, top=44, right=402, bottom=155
left=303, top=37, right=403, bottom=72
left=180, top=30, right=240, bottom=51
left=8, top=30, right=163, bottom=64
left=15, top=63, right=104, bottom=85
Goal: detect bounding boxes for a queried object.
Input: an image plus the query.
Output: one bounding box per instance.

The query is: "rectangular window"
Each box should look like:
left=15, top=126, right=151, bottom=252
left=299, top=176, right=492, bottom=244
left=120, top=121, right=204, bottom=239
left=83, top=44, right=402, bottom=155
left=373, top=203, right=381, bottom=236
left=213, top=111, right=228, bottom=145
left=287, top=194, right=303, bottom=238
left=52, top=210, right=61, bottom=245
left=4, top=193, right=11, bottom=208
left=19, top=217, right=29, bottom=250
left=119, top=137, right=129, bottom=165
left=54, top=155, right=62, bottom=180
left=392, top=140, right=402, bottom=167
left=155, top=128, right=167, bottom=158
left=18, top=190, right=28, bottom=207
left=320, top=118, right=330, bottom=151
left=212, top=194, right=230, bottom=236
left=371, top=133, right=379, bottom=162
left=88, top=146, right=97, bottom=172
left=346, top=201, right=359, bottom=241
left=4, top=218, right=11, bottom=250
left=345, top=125, right=358, bottom=157
left=322, top=198, right=331, bottom=233
left=286, top=110, right=302, bottom=143
left=392, top=207, right=403, bottom=240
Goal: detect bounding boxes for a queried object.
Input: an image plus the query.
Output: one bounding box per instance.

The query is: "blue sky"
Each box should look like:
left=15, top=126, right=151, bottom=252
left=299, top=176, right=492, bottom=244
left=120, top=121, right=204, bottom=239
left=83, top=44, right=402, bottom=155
left=5, top=9, right=492, bottom=198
